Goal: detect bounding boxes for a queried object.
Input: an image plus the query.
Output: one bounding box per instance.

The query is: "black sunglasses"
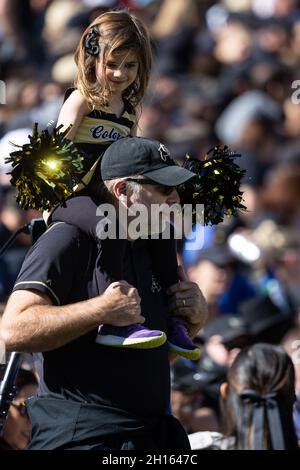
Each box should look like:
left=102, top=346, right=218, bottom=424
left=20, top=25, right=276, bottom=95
left=124, top=178, right=177, bottom=196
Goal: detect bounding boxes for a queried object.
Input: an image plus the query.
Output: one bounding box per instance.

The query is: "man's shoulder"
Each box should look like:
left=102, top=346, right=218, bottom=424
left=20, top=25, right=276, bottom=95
left=34, top=222, right=92, bottom=254
left=14, top=222, right=94, bottom=305
left=45, top=221, right=88, bottom=238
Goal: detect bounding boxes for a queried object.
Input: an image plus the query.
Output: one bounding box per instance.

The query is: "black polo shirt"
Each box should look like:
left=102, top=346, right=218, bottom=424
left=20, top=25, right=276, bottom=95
left=13, top=222, right=170, bottom=418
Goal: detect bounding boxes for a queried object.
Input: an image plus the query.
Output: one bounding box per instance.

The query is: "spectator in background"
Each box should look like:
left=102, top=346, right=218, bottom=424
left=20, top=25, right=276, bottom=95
left=228, top=218, right=300, bottom=315
left=282, top=327, right=300, bottom=443
left=0, top=0, right=50, bottom=71
left=171, top=357, right=220, bottom=435
left=150, top=0, right=202, bottom=76
left=189, top=343, right=299, bottom=450
left=0, top=194, right=31, bottom=295
left=200, top=315, right=251, bottom=368
left=66, top=0, right=120, bottom=30
left=239, top=295, right=294, bottom=344
left=193, top=315, right=251, bottom=416
left=260, top=163, right=300, bottom=227
left=0, top=368, right=38, bottom=450
left=187, top=245, right=256, bottom=323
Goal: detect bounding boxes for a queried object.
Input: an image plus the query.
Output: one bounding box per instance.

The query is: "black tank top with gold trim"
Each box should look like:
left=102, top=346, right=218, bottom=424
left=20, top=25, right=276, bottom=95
left=65, top=89, right=136, bottom=172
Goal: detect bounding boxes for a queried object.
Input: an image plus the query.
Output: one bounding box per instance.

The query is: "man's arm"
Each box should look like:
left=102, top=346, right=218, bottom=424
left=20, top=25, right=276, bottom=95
left=0, top=282, right=145, bottom=353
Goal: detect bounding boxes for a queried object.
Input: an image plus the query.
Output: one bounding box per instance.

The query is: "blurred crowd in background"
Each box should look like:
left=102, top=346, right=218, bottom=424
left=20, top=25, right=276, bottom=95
left=1, top=0, right=300, bottom=449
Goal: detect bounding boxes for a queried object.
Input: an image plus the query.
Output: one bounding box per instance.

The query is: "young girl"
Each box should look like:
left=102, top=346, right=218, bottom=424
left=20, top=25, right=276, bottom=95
left=220, top=343, right=298, bottom=449
left=189, top=343, right=299, bottom=449
left=50, top=10, right=200, bottom=360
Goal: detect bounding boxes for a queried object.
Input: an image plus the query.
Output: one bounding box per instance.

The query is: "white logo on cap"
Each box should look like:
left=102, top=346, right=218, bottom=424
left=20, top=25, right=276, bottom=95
left=158, top=143, right=170, bottom=162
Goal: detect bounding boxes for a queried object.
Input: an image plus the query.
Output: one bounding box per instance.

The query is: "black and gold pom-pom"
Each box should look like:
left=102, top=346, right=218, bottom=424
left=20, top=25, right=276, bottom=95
left=5, top=123, right=86, bottom=210
left=179, top=145, right=246, bottom=225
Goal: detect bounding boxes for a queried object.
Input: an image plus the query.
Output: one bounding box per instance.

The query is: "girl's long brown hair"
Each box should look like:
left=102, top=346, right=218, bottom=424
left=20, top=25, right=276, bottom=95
left=221, top=343, right=298, bottom=450
left=74, top=10, right=152, bottom=109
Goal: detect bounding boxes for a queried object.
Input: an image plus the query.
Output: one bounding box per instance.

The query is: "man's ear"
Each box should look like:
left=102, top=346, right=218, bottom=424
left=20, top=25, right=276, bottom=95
left=220, top=382, right=229, bottom=400
left=113, top=179, right=127, bottom=199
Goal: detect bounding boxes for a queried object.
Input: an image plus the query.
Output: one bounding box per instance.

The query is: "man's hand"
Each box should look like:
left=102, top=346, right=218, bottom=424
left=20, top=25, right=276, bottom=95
left=1, top=281, right=145, bottom=353
left=167, top=266, right=207, bottom=338
left=100, top=281, right=145, bottom=327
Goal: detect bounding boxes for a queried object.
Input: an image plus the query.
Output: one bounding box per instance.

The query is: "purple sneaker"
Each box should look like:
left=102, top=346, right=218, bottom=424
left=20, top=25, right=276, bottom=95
left=167, top=316, right=201, bottom=360
left=95, top=324, right=166, bottom=349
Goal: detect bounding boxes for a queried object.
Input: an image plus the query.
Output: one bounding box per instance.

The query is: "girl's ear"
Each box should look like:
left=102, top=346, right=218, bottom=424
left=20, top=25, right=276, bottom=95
left=220, top=382, right=229, bottom=400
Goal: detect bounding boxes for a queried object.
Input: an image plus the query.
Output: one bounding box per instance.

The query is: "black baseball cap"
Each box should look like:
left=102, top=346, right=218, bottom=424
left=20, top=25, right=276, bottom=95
left=200, top=315, right=249, bottom=344
left=239, top=295, right=292, bottom=336
left=193, top=245, right=237, bottom=268
left=100, top=137, right=196, bottom=185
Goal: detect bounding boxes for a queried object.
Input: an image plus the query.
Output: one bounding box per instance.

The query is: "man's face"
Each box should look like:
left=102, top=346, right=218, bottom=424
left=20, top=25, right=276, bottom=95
left=123, top=179, right=181, bottom=238
left=205, top=335, right=241, bottom=367
left=130, top=181, right=180, bottom=205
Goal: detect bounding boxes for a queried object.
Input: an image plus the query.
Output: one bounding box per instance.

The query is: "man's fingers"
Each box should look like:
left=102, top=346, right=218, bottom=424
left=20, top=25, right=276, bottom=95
left=169, top=291, right=196, bottom=301
left=128, top=287, right=141, bottom=303
left=177, top=265, right=188, bottom=282
left=111, top=280, right=131, bottom=291
left=168, top=295, right=195, bottom=306
left=167, top=281, right=198, bottom=294
left=113, top=281, right=140, bottom=300
left=168, top=303, right=190, bottom=315
left=116, top=280, right=131, bottom=285
left=168, top=297, right=194, bottom=311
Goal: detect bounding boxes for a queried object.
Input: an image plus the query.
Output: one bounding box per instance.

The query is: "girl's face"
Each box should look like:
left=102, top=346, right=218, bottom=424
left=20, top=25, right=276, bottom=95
left=96, top=49, right=139, bottom=96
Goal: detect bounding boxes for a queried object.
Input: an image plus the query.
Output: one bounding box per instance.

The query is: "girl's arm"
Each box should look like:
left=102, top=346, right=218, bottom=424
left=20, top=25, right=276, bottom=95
left=57, top=89, right=90, bottom=140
